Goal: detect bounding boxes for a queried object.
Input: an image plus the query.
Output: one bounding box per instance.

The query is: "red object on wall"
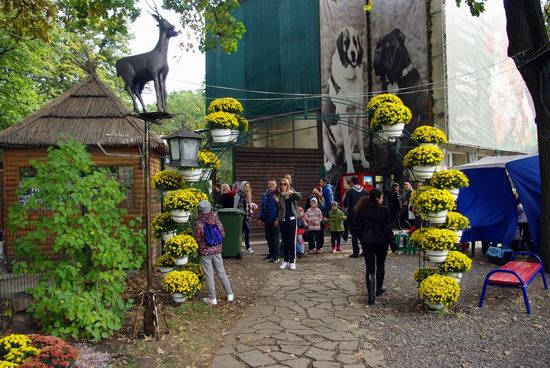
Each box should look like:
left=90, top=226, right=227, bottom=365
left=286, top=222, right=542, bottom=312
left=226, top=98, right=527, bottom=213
left=339, top=172, right=375, bottom=200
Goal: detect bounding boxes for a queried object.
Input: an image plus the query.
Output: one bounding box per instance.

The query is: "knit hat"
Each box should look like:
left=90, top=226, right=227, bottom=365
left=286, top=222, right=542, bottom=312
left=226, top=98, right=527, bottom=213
left=239, top=181, right=249, bottom=191
left=331, top=201, right=339, bottom=207
left=198, top=200, right=212, bottom=214
left=310, top=197, right=318, bottom=204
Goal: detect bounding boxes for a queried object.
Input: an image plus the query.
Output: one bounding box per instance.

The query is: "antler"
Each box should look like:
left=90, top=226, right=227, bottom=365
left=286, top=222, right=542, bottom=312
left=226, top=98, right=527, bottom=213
left=145, top=0, right=161, bottom=17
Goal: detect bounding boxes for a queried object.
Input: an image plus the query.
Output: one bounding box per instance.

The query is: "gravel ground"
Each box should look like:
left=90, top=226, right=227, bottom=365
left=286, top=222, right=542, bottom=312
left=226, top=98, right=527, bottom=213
left=329, top=244, right=550, bottom=368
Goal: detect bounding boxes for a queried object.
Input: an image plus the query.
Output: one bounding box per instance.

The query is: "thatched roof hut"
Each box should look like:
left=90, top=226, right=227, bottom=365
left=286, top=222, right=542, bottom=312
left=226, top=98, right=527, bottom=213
left=0, top=74, right=167, bottom=154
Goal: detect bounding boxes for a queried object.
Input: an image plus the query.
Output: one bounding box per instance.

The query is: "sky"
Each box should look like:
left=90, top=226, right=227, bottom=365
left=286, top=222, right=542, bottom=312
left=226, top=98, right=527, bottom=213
left=128, top=0, right=206, bottom=104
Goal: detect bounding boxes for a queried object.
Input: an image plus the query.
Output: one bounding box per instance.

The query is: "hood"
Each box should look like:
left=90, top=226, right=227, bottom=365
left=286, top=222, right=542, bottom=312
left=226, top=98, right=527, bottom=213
left=239, top=181, right=249, bottom=191
left=352, top=185, right=363, bottom=192
left=198, top=211, right=219, bottom=224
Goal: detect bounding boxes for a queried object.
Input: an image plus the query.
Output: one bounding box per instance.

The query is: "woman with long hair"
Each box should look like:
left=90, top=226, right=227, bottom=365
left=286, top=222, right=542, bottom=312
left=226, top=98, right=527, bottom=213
left=354, top=189, right=395, bottom=305
left=234, top=181, right=254, bottom=254
left=274, top=177, right=301, bottom=270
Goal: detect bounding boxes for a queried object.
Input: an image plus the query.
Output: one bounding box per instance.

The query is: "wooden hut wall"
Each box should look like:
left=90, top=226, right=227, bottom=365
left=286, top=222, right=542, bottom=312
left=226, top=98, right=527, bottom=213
left=1, top=147, right=162, bottom=262
left=234, top=147, right=324, bottom=232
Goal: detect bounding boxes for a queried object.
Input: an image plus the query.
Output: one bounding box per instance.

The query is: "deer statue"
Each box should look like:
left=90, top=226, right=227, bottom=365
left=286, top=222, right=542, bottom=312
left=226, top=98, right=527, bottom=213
left=116, top=4, right=179, bottom=113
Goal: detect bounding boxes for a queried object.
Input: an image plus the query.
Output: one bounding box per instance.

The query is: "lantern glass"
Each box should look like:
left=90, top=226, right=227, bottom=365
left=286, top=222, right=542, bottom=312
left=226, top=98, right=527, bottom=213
left=181, top=138, right=199, bottom=161
left=169, top=138, right=180, bottom=161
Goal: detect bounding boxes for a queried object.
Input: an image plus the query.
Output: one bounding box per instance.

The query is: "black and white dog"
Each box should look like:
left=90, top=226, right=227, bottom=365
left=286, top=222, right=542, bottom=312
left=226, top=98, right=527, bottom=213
left=324, top=26, right=369, bottom=174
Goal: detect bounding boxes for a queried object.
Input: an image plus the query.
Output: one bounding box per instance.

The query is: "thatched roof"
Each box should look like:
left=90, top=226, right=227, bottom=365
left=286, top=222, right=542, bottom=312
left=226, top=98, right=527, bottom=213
left=0, top=74, right=168, bottom=155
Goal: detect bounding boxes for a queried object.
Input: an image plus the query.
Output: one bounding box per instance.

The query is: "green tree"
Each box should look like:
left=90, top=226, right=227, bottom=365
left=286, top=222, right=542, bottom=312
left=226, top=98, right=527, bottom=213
left=150, top=89, right=206, bottom=135
left=9, top=140, right=144, bottom=340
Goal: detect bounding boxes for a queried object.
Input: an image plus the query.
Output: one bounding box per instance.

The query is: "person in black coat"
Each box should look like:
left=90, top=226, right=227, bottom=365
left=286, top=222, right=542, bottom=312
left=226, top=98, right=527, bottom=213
left=343, top=176, right=368, bottom=258
left=355, top=189, right=396, bottom=305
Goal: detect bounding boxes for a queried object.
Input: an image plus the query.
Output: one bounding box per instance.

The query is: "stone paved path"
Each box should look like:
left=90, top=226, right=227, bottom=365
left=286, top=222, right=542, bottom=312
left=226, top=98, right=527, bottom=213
left=211, top=263, right=385, bottom=368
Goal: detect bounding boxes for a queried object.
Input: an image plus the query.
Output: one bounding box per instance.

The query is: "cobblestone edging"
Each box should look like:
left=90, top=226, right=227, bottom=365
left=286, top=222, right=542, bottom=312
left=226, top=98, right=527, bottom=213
left=211, top=263, right=384, bottom=368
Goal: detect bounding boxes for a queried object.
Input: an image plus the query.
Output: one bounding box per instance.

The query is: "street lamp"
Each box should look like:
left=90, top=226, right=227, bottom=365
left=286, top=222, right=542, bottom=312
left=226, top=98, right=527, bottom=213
left=164, top=128, right=204, bottom=167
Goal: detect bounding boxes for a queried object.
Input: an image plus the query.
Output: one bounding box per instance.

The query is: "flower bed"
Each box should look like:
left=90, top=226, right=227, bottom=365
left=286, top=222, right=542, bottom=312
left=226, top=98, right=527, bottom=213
left=431, top=169, right=469, bottom=189
left=0, top=334, right=78, bottom=367
left=411, top=126, right=447, bottom=144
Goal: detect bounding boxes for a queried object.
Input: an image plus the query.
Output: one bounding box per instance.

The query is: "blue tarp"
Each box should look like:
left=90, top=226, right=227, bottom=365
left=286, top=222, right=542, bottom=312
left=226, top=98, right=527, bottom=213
left=458, top=167, right=518, bottom=248
left=505, top=156, right=541, bottom=253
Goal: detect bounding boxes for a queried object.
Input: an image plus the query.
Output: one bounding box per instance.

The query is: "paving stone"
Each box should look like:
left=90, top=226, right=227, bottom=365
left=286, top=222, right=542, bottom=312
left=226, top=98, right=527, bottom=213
left=269, top=351, right=296, bottom=361
left=338, top=341, right=360, bottom=351
left=304, top=347, right=335, bottom=361
left=311, top=361, right=342, bottom=368
left=237, top=349, right=276, bottom=367
left=283, top=358, right=313, bottom=368
left=342, top=364, right=368, bottom=368
left=250, top=321, right=284, bottom=331
left=211, top=354, right=246, bottom=368
left=272, top=332, right=305, bottom=342
left=235, top=344, right=253, bottom=353
left=217, top=346, right=235, bottom=354
left=278, top=344, right=310, bottom=356
left=308, top=308, right=331, bottom=319
left=357, top=349, right=385, bottom=368
left=254, top=345, right=280, bottom=353
left=318, top=331, right=358, bottom=341
left=300, top=319, right=324, bottom=328
left=335, top=352, right=362, bottom=364
left=316, top=341, right=339, bottom=350
left=326, top=320, right=354, bottom=332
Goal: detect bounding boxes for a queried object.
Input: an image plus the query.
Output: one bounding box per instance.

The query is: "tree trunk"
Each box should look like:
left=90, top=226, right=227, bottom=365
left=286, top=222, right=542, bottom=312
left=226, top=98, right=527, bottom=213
left=504, top=0, right=550, bottom=269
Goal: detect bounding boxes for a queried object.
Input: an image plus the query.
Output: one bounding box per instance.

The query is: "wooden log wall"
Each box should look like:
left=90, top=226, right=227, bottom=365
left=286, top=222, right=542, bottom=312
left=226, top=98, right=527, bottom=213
left=234, top=147, right=324, bottom=234
left=1, top=147, right=162, bottom=262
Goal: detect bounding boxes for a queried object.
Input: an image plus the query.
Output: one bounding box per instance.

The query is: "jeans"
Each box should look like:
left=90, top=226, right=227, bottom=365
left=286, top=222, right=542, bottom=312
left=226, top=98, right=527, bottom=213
left=308, top=230, right=323, bottom=250
left=280, top=219, right=297, bottom=263
left=242, top=218, right=251, bottom=249
left=265, top=223, right=280, bottom=259
left=200, top=254, right=233, bottom=300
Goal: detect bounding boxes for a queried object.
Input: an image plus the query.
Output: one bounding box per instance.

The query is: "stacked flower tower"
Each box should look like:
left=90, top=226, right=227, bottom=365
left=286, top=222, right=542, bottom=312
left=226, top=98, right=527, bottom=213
left=205, top=97, right=249, bottom=144
left=367, top=94, right=412, bottom=141
left=402, top=125, right=472, bottom=313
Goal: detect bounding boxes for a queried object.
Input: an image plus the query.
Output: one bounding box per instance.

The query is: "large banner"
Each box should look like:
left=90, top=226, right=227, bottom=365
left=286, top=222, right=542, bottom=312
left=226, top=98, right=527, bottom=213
left=446, top=1, right=537, bottom=153
left=320, top=0, right=368, bottom=184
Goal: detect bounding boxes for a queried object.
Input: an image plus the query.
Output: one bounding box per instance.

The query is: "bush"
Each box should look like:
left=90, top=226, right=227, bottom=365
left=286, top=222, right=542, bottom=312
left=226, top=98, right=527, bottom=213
left=419, top=274, right=460, bottom=305
left=0, top=334, right=40, bottom=365
left=152, top=170, right=185, bottom=191
left=403, top=145, right=444, bottom=167
left=9, top=140, right=144, bottom=340
left=431, top=169, right=470, bottom=189
left=411, top=126, right=447, bottom=144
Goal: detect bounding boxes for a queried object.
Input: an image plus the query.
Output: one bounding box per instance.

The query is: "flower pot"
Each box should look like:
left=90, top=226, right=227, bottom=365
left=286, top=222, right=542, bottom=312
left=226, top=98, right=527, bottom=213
left=424, top=301, right=444, bottom=312
left=162, top=231, right=177, bottom=242
left=175, top=256, right=189, bottom=266
left=171, top=293, right=187, bottom=304
left=448, top=272, right=463, bottom=283
left=210, top=129, right=232, bottom=143
left=381, top=123, right=405, bottom=139
left=159, top=267, right=174, bottom=276
left=412, top=165, right=436, bottom=179
left=425, top=249, right=449, bottom=263
left=181, top=168, right=204, bottom=183
left=426, top=210, right=448, bottom=224
left=454, top=230, right=463, bottom=241
left=229, top=129, right=240, bottom=141
left=171, top=210, right=190, bottom=223
left=449, top=188, right=460, bottom=200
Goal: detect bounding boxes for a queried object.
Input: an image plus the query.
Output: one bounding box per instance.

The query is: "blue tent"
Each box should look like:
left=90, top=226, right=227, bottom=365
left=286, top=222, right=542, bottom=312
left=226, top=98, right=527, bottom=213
left=455, top=155, right=541, bottom=253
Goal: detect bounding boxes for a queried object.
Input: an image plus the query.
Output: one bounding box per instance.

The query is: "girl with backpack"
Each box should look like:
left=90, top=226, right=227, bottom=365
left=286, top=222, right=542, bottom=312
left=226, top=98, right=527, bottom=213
left=193, top=200, right=234, bottom=306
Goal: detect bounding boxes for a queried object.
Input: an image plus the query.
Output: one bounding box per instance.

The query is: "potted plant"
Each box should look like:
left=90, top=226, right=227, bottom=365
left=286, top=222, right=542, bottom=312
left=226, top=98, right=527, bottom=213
left=163, top=189, right=200, bottom=223
left=370, top=102, right=412, bottom=139
left=207, top=97, right=244, bottom=115
left=439, top=251, right=472, bottom=283
left=411, top=126, right=448, bottom=145
left=419, top=274, right=460, bottom=312
left=410, top=227, right=458, bottom=262
left=205, top=111, right=239, bottom=143
left=152, top=170, right=185, bottom=195
left=431, top=169, right=470, bottom=199
left=403, top=145, right=444, bottom=179
left=151, top=211, right=179, bottom=240
left=441, top=211, right=470, bottom=239
left=366, top=93, right=404, bottom=116
left=414, top=188, right=456, bottom=224
left=155, top=254, right=176, bottom=276
left=189, top=149, right=220, bottom=181
left=413, top=268, right=440, bottom=283
left=162, top=270, right=201, bottom=303
left=187, top=187, right=209, bottom=202
left=164, top=234, right=199, bottom=265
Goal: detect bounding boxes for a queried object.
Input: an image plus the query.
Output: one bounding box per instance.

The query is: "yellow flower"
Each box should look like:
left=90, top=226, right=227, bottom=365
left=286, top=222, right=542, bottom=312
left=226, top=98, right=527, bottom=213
left=414, top=188, right=455, bottom=215
left=366, top=93, right=403, bottom=115
left=207, top=97, right=244, bottom=115
left=0, top=334, right=40, bottom=364
left=205, top=111, right=239, bottom=130
left=439, top=251, right=472, bottom=273
left=413, top=268, right=439, bottom=282
left=151, top=212, right=178, bottom=238
left=403, top=145, right=444, bottom=167
left=370, top=102, right=412, bottom=128
left=431, top=169, right=469, bottom=189
left=163, top=189, right=200, bottom=212
left=152, top=170, right=185, bottom=191
left=441, top=212, right=470, bottom=231
left=165, top=234, right=199, bottom=258
left=162, top=270, right=201, bottom=296
left=237, top=115, right=249, bottom=132
left=198, top=150, right=221, bottom=170
left=410, top=228, right=457, bottom=251
left=155, top=253, right=176, bottom=267
left=419, top=274, right=460, bottom=305
left=411, top=126, right=448, bottom=144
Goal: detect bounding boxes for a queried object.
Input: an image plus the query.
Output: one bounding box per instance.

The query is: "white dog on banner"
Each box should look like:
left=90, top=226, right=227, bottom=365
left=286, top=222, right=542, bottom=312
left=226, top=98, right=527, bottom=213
left=324, top=26, right=369, bottom=174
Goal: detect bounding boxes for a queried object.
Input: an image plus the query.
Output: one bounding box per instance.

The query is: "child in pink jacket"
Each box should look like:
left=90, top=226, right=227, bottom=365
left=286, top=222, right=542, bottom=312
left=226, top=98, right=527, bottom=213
left=305, top=197, right=324, bottom=253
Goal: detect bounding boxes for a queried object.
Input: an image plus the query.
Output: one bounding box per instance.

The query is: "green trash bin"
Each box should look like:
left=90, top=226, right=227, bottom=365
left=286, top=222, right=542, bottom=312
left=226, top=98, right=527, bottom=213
left=217, top=208, right=245, bottom=259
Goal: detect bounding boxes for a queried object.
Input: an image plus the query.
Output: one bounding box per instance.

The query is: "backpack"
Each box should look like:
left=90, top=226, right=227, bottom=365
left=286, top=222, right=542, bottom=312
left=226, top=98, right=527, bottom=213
left=204, top=222, right=224, bottom=247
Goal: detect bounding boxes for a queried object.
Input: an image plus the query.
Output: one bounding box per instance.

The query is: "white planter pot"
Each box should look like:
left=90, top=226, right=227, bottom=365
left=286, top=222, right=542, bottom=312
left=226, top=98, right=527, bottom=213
left=162, top=231, right=177, bottom=242
left=425, top=249, right=449, bottom=263
left=426, top=210, right=448, bottom=224
left=454, top=230, right=463, bottom=241
left=448, top=272, right=463, bottom=283
left=229, top=129, right=240, bottom=141
left=449, top=188, right=460, bottom=200
left=171, top=210, right=190, bottom=223
left=172, top=293, right=187, bottom=304
left=412, top=165, right=436, bottom=179
left=175, top=256, right=189, bottom=266
left=381, top=123, right=405, bottom=138
left=182, top=168, right=204, bottom=183
left=210, top=129, right=232, bottom=143
left=159, top=267, right=174, bottom=276
left=424, top=301, right=444, bottom=312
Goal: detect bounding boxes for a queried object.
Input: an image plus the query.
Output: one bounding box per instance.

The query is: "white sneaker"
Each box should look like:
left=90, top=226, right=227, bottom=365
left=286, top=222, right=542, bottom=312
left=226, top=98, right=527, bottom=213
left=227, top=294, right=234, bottom=302
left=289, top=263, right=296, bottom=270
left=203, top=297, right=217, bottom=305
left=245, top=248, right=255, bottom=254
left=279, top=262, right=289, bottom=269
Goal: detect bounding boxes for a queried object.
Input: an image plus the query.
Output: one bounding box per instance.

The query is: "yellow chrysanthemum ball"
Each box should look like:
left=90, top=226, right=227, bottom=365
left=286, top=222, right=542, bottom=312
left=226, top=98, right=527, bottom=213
left=207, top=97, right=244, bottom=115
left=152, top=170, right=185, bottom=191
left=163, top=189, right=200, bottom=212
left=165, top=234, right=199, bottom=259
left=414, top=188, right=456, bottom=215
left=370, top=102, right=412, bottom=129
left=442, top=212, right=470, bottom=231
left=431, top=169, right=470, bottom=189
left=198, top=150, right=221, bottom=170
left=402, top=145, right=444, bottom=167
left=419, top=274, right=460, bottom=306
left=205, top=111, right=239, bottom=130
left=409, top=228, right=457, bottom=251
left=0, top=334, right=41, bottom=364
left=162, top=270, right=201, bottom=296
left=439, top=251, right=472, bottom=273
left=411, top=126, right=447, bottom=144
left=366, top=93, right=403, bottom=115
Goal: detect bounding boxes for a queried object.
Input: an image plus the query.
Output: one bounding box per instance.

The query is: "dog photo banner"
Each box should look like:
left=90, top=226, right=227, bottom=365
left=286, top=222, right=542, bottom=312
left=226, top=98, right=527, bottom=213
left=320, top=0, right=368, bottom=184
left=445, top=1, right=537, bottom=153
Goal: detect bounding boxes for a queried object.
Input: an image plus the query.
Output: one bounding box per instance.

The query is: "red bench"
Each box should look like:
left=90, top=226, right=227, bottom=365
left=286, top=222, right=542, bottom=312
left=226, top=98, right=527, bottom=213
left=479, top=252, right=548, bottom=314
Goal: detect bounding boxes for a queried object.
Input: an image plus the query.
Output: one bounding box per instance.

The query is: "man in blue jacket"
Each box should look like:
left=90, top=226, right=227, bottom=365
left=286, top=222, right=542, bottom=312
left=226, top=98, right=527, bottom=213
left=320, top=178, right=334, bottom=216
left=259, top=178, right=280, bottom=262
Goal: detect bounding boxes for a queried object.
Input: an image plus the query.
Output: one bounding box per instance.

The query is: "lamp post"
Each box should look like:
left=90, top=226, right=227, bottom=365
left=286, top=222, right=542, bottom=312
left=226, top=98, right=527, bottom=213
left=164, top=128, right=204, bottom=168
